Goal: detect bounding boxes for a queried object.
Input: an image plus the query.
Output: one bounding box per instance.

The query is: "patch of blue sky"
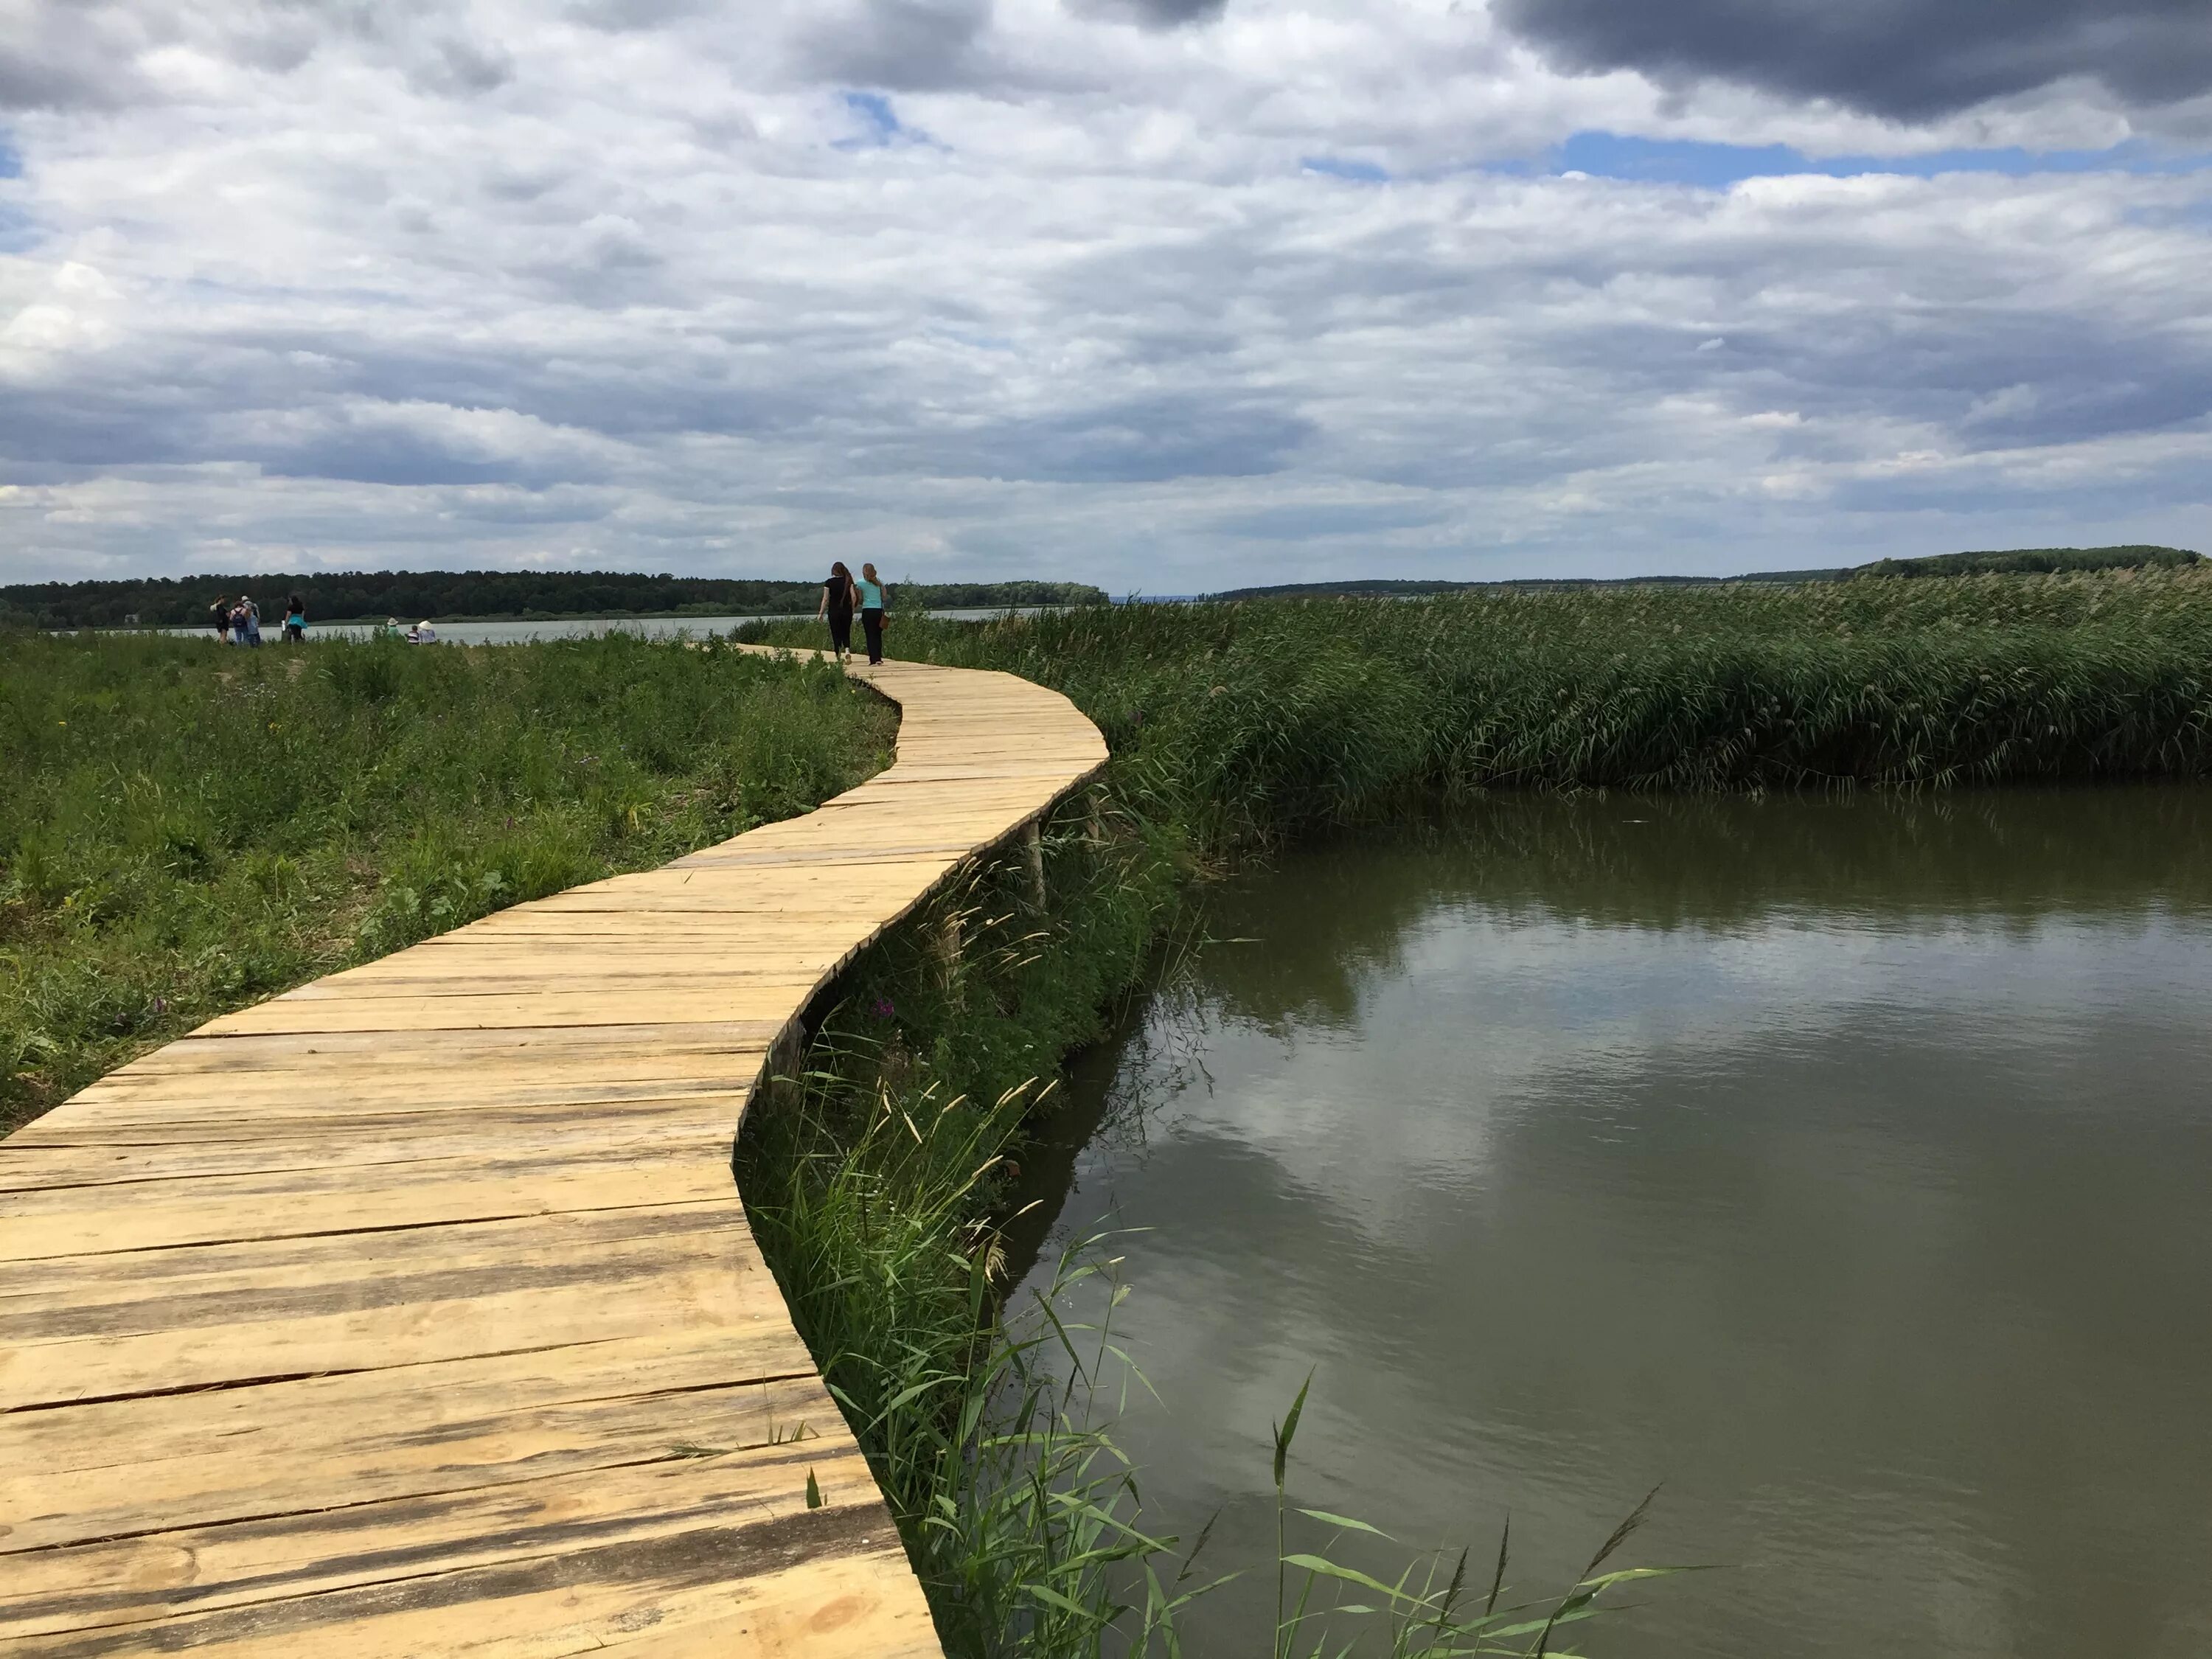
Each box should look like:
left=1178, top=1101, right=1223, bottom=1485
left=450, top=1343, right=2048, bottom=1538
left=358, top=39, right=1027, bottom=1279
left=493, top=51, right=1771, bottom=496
left=0, top=132, right=30, bottom=251
left=1554, top=131, right=2210, bottom=189
left=1302, top=156, right=1390, bottom=184
left=835, top=91, right=907, bottom=150
left=833, top=91, right=945, bottom=153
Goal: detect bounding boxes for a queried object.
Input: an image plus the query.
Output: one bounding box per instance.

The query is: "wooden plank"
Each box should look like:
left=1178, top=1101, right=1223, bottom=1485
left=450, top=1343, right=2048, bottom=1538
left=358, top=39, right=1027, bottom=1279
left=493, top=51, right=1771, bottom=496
left=0, top=1338, right=831, bottom=1551
left=0, top=1098, right=735, bottom=1189
left=0, top=1146, right=736, bottom=1260
left=1, top=1447, right=917, bottom=1650
left=1, top=1208, right=785, bottom=1409
left=0, top=649, right=1110, bottom=1658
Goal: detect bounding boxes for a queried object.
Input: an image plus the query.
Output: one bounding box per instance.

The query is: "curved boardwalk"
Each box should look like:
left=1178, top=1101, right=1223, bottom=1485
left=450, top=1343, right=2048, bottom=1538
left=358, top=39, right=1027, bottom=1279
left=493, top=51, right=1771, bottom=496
left=0, top=653, right=1107, bottom=1658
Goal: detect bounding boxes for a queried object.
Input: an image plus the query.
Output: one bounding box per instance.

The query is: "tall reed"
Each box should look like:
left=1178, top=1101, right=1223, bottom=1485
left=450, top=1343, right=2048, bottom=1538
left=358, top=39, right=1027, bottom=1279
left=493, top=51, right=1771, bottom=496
left=744, top=567, right=2212, bottom=838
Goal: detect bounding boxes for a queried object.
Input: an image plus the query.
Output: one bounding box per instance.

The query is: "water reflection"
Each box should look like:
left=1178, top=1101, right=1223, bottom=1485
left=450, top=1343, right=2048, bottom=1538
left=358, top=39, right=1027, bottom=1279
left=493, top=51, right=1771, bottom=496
left=1015, top=787, right=2212, bottom=1659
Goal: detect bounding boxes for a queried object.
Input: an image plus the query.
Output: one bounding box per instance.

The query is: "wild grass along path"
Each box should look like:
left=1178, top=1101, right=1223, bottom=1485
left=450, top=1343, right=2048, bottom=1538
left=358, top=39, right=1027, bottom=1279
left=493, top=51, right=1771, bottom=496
left=0, top=651, right=1107, bottom=1657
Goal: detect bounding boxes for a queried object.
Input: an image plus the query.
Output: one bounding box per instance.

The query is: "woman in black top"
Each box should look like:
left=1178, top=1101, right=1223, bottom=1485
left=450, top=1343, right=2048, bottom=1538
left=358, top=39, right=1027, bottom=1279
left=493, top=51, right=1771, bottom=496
left=816, top=561, right=857, bottom=662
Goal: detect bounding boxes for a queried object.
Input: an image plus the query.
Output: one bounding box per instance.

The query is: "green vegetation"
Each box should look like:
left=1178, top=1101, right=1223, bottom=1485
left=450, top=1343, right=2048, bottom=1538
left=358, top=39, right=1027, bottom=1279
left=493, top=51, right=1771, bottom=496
left=751, top=565, right=2212, bottom=810
left=0, top=571, right=1110, bottom=631
left=1844, top=543, right=2200, bottom=580
left=731, top=564, right=2212, bottom=1650
left=1208, top=571, right=1829, bottom=597
left=0, top=632, right=893, bottom=1134
left=1208, top=544, right=2198, bottom=600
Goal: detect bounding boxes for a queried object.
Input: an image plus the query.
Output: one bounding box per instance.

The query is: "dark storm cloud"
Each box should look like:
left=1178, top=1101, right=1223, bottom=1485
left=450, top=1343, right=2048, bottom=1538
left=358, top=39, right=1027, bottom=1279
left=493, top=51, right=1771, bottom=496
left=1068, top=0, right=1228, bottom=29
left=1495, top=0, right=2212, bottom=120
left=863, top=394, right=1313, bottom=483
left=1209, top=500, right=1450, bottom=540
left=0, top=7, right=145, bottom=111
left=796, top=0, right=995, bottom=91
left=0, top=392, right=198, bottom=468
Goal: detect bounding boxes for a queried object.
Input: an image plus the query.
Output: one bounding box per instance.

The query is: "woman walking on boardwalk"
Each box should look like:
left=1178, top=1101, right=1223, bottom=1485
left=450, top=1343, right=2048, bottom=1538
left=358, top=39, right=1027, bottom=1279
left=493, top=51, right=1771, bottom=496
left=856, top=562, right=887, bottom=665
left=815, top=561, right=857, bottom=662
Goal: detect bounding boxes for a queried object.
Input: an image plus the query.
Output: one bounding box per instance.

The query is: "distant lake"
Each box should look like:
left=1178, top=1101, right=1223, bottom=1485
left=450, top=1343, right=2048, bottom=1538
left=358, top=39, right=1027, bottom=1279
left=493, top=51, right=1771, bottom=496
left=147, top=607, right=1053, bottom=644
left=1009, top=788, right=2212, bottom=1659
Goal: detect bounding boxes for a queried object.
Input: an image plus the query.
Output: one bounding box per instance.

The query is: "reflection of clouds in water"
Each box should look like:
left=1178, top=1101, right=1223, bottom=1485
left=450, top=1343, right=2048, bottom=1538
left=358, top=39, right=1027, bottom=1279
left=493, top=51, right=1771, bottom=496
left=1139, top=905, right=2212, bottom=1268
left=1034, top=810, right=2212, bottom=1659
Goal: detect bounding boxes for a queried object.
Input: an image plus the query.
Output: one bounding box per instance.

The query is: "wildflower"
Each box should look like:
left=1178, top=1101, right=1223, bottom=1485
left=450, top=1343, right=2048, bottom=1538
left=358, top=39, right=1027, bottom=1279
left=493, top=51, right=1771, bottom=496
left=872, top=995, right=897, bottom=1020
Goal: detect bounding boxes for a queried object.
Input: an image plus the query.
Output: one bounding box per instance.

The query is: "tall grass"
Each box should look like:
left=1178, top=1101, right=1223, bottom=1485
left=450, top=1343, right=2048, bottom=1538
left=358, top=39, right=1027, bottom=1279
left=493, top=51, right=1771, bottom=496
left=745, top=567, right=2212, bottom=843
left=0, top=631, right=893, bottom=1132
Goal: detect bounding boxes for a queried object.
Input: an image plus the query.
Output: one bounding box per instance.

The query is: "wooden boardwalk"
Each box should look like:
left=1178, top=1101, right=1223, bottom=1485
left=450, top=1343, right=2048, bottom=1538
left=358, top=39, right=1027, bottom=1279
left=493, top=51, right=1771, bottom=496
left=0, top=653, right=1107, bottom=1657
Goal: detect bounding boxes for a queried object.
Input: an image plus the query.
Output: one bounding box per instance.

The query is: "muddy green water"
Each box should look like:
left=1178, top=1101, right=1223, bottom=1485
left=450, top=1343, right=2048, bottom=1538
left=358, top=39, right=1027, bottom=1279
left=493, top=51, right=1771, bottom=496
left=1013, top=788, right=2212, bottom=1658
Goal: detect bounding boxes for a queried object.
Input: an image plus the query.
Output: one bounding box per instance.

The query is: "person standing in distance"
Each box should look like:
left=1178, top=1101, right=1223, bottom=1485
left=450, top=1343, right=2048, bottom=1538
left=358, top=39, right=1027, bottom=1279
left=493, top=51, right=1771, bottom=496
left=855, top=563, right=887, bottom=666
left=816, top=561, right=857, bottom=662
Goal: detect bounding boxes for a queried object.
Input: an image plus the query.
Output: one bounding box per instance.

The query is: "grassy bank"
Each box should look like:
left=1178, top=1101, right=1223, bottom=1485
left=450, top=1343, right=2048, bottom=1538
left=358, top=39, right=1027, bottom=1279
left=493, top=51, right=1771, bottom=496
left=0, top=632, right=893, bottom=1134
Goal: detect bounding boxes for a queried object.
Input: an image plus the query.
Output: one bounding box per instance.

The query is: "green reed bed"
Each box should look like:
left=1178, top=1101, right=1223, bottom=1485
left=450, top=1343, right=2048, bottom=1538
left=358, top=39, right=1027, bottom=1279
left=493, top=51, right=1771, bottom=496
left=0, top=630, right=893, bottom=1134
left=747, top=568, right=2212, bottom=841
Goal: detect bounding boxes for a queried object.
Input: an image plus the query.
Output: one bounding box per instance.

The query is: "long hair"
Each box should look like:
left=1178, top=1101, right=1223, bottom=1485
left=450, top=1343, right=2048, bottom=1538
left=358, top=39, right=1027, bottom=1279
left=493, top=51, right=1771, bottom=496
left=860, top=562, right=878, bottom=584
left=830, top=560, right=852, bottom=581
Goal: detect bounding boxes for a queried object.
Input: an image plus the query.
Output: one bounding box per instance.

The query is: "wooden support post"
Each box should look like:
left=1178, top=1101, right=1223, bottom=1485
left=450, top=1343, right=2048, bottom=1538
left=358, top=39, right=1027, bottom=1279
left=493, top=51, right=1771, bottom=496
left=1022, top=820, right=1046, bottom=909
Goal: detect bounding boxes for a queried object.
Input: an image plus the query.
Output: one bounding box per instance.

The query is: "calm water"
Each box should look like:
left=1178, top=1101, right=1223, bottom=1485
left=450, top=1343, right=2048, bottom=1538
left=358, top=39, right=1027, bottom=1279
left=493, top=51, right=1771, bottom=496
left=1012, top=789, right=2212, bottom=1659
left=150, top=607, right=1049, bottom=645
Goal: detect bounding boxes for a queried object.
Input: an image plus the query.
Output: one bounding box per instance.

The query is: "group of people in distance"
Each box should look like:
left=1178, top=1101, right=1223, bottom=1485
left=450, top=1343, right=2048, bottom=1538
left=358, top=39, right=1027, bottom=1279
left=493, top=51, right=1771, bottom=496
left=210, top=594, right=307, bottom=646
left=383, top=618, right=439, bottom=644
left=815, top=560, right=887, bottom=664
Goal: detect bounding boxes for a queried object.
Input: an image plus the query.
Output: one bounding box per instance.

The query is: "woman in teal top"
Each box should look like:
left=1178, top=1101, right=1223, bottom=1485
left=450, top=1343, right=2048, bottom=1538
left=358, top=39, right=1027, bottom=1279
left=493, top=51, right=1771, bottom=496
left=856, top=563, right=886, bottom=664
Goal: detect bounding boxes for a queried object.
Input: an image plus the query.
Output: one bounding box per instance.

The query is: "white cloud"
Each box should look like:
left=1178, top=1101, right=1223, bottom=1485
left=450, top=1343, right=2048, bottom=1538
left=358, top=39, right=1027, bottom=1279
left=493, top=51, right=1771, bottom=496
left=1, top=0, right=2208, bottom=588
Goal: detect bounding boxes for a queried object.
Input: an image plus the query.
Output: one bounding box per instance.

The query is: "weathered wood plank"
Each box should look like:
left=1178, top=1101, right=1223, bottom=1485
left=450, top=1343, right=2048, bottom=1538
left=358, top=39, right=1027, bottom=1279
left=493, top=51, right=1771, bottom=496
left=0, top=649, right=1107, bottom=1657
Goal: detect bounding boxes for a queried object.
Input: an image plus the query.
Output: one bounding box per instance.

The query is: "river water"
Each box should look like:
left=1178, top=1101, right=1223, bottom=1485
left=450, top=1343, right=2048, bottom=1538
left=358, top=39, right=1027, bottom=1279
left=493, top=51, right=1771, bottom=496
left=151, top=608, right=1048, bottom=645
left=1012, top=787, right=2212, bottom=1659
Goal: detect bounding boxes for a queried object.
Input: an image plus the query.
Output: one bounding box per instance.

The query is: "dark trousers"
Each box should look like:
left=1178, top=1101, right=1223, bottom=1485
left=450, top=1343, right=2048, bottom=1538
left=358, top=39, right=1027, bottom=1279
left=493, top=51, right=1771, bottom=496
left=827, top=611, right=852, bottom=653
left=861, top=609, right=884, bottom=664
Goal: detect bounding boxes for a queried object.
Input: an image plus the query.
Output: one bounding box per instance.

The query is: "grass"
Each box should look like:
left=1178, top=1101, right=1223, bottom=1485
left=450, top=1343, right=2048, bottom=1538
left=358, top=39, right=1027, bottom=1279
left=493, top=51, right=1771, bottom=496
left=733, top=569, right=2212, bottom=1652
left=0, top=630, right=894, bottom=1133
left=745, top=566, right=2212, bottom=838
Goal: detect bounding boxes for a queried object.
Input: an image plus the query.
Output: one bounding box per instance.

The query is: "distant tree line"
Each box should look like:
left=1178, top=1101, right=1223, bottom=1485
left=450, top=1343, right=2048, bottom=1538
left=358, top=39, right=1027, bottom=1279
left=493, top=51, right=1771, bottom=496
left=1841, top=546, right=2201, bottom=580
left=1208, top=546, right=2199, bottom=602
left=0, top=571, right=1111, bottom=630
left=1208, top=572, right=1829, bottom=600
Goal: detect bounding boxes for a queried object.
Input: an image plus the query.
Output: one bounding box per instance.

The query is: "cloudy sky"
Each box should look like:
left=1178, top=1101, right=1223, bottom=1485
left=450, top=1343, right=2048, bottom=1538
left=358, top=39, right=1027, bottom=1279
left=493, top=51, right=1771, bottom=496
left=2, top=0, right=2208, bottom=591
